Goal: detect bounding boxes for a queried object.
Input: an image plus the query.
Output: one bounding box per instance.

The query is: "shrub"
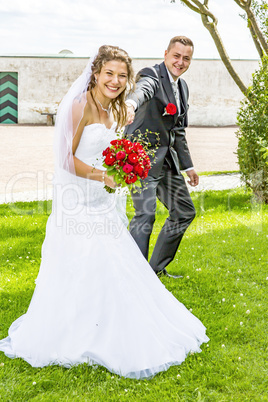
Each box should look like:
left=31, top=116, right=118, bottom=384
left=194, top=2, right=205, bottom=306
left=236, top=55, right=268, bottom=203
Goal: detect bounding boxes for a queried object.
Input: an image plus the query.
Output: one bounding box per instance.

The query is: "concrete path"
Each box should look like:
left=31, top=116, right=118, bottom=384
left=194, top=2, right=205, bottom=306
left=1, top=125, right=242, bottom=204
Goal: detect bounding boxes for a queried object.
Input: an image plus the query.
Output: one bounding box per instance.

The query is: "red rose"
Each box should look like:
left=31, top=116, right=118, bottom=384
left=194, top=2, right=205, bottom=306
left=141, top=170, right=148, bottom=179
left=133, top=164, right=144, bottom=176
left=104, top=153, right=116, bottom=166
left=133, top=142, right=144, bottom=152
left=137, top=149, right=146, bottom=156
left=102, top=147, right=110, bottom=156
left=116, top=151, right=126, bottom=160
left=124, top=146, right=133, bottom=154
left=127, top=153, right=139, bottom=164
left=142, top=157, right=151, bottom=167
left=122, top=163, right=133, bottom=174
left=123, top=139, right=132, bottom=147
left=125, top=172, right=138, bottom=184
left=164, top=103, right=177, bottom=116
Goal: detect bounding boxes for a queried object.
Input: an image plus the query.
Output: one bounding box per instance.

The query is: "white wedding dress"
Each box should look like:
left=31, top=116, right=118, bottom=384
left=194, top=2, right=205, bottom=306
left=0, top=123, right=209, bottom=379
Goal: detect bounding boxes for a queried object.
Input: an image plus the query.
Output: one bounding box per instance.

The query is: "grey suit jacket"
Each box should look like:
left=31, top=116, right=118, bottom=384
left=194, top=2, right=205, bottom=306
left=125, top=62, right=193, bottom=177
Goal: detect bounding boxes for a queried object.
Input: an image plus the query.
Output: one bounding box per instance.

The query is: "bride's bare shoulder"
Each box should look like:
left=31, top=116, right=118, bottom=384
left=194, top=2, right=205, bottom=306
left=72, top=91, right=95, bottom=125
left=84, top=91, right=97, bottom=125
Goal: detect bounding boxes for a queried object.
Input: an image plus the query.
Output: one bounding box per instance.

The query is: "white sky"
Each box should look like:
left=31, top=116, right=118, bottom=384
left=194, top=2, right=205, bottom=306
left=0, top=0, right=260, bottom=59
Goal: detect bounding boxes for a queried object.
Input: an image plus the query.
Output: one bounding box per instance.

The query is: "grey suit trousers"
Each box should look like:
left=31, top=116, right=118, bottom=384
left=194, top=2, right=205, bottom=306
left=129, top=163, right=196, bottom=273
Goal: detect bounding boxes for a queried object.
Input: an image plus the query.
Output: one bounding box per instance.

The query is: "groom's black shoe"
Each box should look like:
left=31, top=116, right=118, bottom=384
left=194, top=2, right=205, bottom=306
left=156, top=269, right=183, bottom=279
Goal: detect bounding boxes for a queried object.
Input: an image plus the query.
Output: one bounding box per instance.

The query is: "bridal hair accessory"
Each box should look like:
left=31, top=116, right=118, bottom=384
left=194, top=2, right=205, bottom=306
left=162, top=103, right=177, bottom=116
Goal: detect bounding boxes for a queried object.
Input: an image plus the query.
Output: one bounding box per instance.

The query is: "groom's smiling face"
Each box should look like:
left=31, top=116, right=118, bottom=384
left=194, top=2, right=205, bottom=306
left=164, top=42, right=193, bottom=80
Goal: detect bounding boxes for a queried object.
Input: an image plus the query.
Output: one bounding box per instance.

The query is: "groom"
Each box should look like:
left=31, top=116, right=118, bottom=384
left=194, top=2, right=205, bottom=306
left=125, top=36, right=198, bottom=278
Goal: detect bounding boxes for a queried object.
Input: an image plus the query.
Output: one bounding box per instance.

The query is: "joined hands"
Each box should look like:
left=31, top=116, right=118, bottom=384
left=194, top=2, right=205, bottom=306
left=126, top=104, right=135, bottom=125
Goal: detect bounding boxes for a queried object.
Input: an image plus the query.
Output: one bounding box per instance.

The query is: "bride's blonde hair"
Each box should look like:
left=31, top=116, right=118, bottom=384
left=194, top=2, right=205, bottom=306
left=88, top=45, right=135, bottom=130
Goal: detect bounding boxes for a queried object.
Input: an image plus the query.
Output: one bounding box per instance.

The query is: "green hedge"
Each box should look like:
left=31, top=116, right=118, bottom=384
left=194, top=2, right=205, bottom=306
left=236, top=55, right=268, bottom=203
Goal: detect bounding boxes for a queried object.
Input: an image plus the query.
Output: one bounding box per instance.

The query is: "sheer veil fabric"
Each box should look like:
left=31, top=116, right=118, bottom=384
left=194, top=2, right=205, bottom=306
left=54, top=54, right=95, bottom=176
left=53, top=57, right=92, bottom=210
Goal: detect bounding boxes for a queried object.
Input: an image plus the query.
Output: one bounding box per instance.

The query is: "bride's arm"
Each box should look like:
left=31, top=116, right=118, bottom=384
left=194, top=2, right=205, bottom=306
left=71, top=100, right=116, bottom=188
left=73, top=156, right=116, bottom=189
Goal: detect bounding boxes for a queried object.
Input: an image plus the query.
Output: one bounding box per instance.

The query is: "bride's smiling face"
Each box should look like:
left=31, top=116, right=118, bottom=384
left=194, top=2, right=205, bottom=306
left=95, top=60, right=128, bottom=100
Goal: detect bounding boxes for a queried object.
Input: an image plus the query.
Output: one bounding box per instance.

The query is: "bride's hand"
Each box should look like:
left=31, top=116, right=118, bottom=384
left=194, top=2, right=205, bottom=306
left=104, top=173, right=117, bottom=189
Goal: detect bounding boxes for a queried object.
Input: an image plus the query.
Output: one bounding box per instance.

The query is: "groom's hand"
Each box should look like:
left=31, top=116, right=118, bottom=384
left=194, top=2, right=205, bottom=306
left=125, top=104, right=135, bottom=125
left=186, top=169, right=199, bottom=187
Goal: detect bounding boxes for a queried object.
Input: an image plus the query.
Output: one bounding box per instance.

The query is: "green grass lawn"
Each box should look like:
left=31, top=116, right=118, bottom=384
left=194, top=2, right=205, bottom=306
left=0, top=188, right=267, bottom=401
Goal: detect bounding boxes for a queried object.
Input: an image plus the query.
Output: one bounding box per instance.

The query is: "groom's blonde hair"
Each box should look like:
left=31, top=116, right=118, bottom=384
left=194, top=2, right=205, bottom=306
left=167, top=36, right=194, bottom=53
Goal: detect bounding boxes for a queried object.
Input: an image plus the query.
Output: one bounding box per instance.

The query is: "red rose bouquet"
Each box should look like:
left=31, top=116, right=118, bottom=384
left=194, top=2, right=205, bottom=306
left=162, top=103, right=177, bottom=116
left=102, top=138, right=152, bottom=193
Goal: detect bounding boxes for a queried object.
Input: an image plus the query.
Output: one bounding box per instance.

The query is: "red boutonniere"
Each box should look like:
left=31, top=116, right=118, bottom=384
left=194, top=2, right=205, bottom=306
left=162, top=103, right=177, bottom=116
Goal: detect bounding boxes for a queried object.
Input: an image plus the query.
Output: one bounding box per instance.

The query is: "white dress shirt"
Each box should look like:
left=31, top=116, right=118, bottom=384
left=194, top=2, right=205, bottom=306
left=166, top=67, right=193, bottom=172
left=166, top=67, right=181, bottom=115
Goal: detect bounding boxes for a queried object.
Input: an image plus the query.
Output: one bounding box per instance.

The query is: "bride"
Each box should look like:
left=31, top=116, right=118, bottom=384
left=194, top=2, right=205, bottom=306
left=0, top=45, right=209, bottom=379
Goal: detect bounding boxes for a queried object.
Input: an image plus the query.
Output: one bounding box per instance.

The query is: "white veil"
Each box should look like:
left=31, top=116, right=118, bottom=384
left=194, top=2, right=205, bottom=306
left=54, top=57, right=93, bottom=182
left=52, top=53, right=98, bottom=218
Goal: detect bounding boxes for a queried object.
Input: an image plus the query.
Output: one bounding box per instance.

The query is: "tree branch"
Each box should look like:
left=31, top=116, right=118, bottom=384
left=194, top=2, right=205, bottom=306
left=233, top=0, right=251, bottom=7
left=180, top=0, right=202, bottom=15
left=201, top=13, right=248, bottom=94
left=233, top=0, right=268, bottom=54
left=186, top=0, right=217, bottom=22
left=248, top=23, right=264, bottom=58
left=180, top=0, right=248, bottom=95
left=246, top=6, right=268, bottom=53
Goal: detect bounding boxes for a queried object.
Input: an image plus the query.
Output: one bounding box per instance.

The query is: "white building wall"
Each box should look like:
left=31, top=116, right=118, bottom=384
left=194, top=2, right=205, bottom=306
left=0, top=56, right=260, bottom=126
left=183, top=59, right=259, bottom=126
